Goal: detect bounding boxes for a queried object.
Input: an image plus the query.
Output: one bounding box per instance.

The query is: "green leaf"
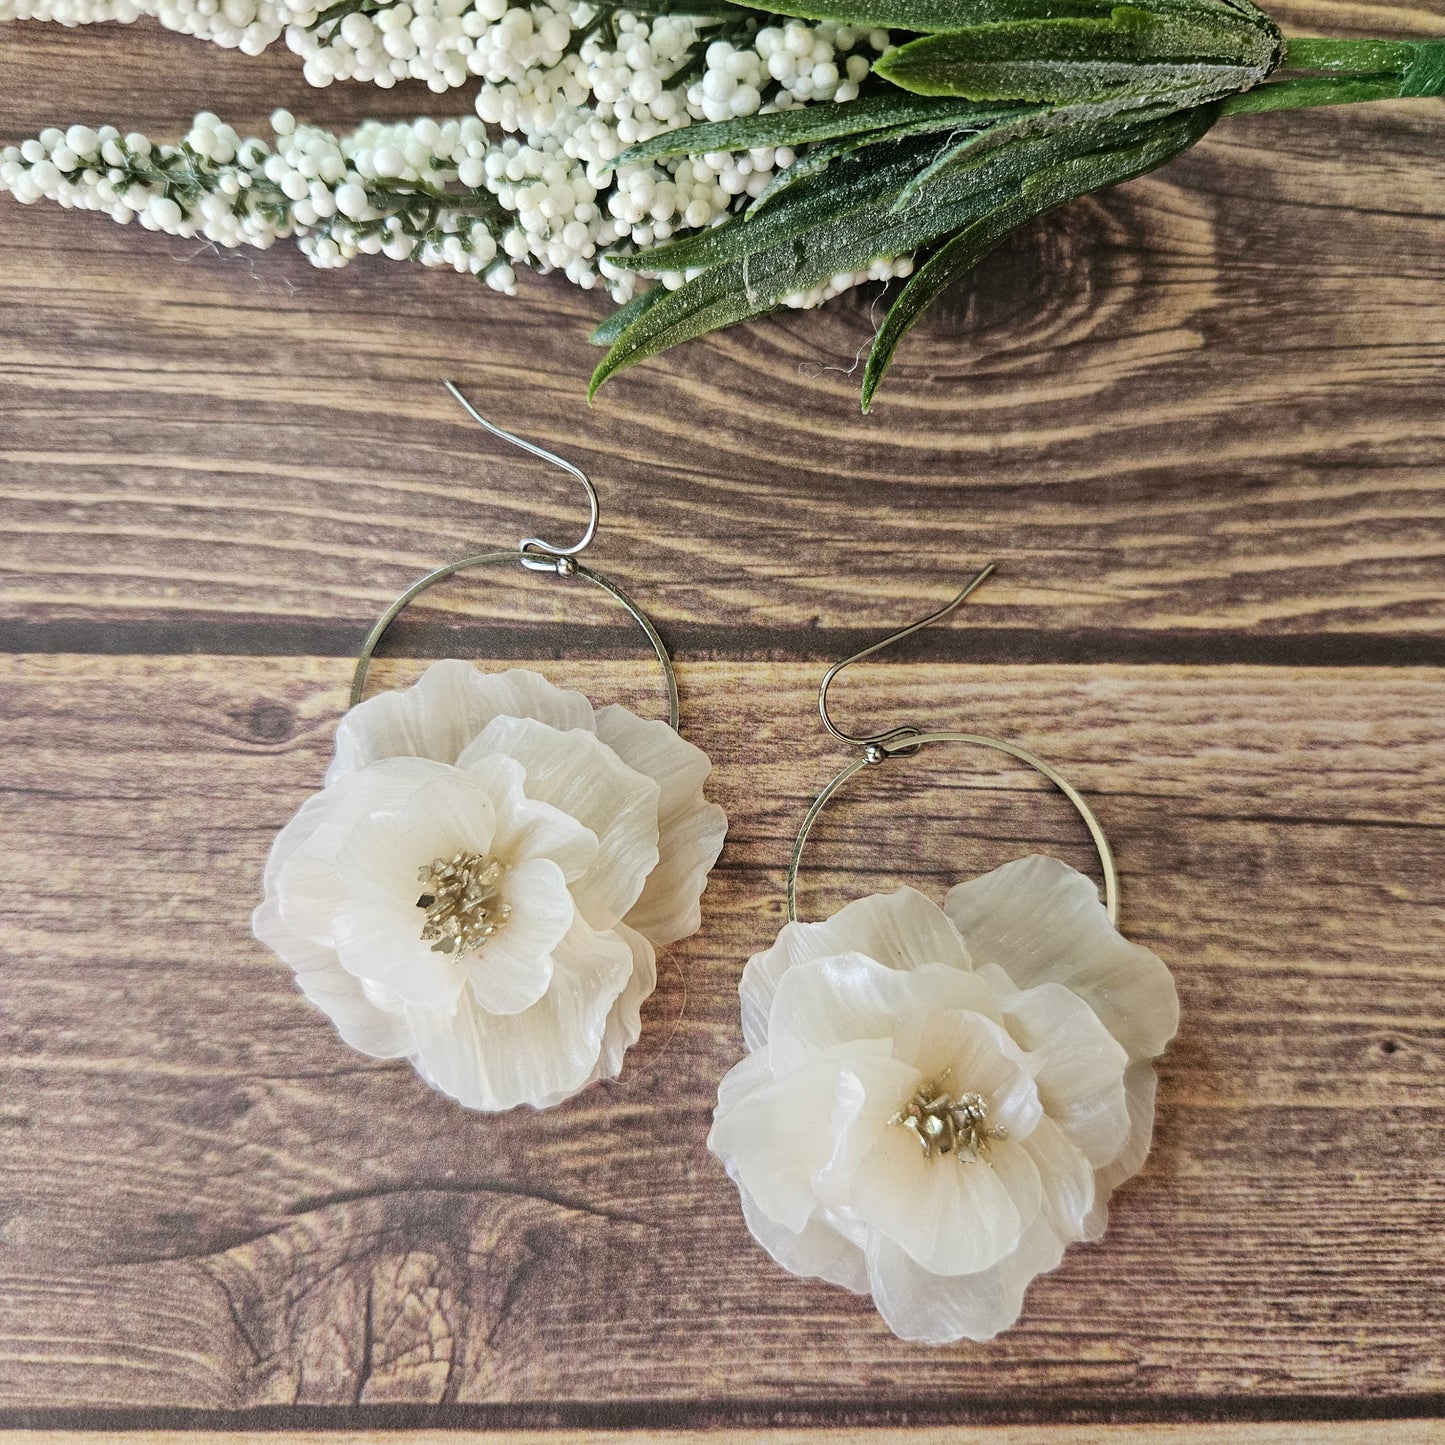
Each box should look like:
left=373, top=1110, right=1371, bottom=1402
left=1280, top=36, right=1421, bottom=73
left=618, top=96, right=1050, bottom=231
left=742, top=130, right=893, bottom=215
left=883, top=55, right=1259, bottom=104
left=860, top=103, right=1214, bottom=407
left=610, top=100, right=1198, bottom=275
left=725, top=0, right=1272, bottom=34
left=740, top=103, right=1038, bottom=216
left=590, top=157, right=1021, bottom=394
left=616, top=93, right=1019, bottom=165
left=606, top=131, right=949, bottom=273
left=589, top=282, right=668, bottom=346
left=591, top=108, right=1213, bottom=396
left=1217, top=74, right=1396, bottom=113
left=306, top=0, right=372, bottom=37
left=875, top=9, right=1280, bottom=102
left=1401, top=37, right=1445, bottom=96
left=718, top=0, right=946, bottom=28
left=886, top=85, right=1222, bottom=207
left=593, top=0, right=751, bottom=14
left=721, top=0, right=1095, bottom=31
left=1215, top=36, right=1445, bottom=112
left=588, top=261, right=787, bottom=399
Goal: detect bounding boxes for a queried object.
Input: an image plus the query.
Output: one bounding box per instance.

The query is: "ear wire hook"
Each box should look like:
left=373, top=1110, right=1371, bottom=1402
left=818, top=561, right=997, bottom=754
left=790, top=560, right=1119, bottom=925
left=349, top=383, right=678, bottom=727
left=443, top=380, right=599, bottom=573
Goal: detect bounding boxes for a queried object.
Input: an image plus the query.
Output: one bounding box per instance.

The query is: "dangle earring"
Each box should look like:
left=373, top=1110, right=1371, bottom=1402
left=253, top=383, right=727, bottom=1113
left=708, top=563, right=1177, bottom=1345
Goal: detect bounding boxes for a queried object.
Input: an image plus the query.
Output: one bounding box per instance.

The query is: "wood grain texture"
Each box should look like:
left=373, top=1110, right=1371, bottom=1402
left=2, top=20, right=1444, bottom=652
left=4, top=1430, right=1445, bottom=1445
left=1, top=2, right=1443, bottom=1433
left=0, top=656, right=1442, bottom=1423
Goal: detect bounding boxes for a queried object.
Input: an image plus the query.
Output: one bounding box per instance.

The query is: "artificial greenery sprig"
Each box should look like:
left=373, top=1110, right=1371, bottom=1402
left=3, top=0, right=1440, bottom=409
left=3, top=2, right=896, bottom=309
left=591, top=0, right=1445, bottom=409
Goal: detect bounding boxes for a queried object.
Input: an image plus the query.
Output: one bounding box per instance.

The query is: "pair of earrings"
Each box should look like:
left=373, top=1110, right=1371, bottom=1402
left=253, top=384, right=1178, bottom=1346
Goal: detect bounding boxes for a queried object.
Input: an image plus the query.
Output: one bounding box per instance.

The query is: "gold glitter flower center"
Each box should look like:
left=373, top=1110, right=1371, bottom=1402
left=890, top=1072, right=1006, bottom=1162
left=416, top=851, right=511, bottom=956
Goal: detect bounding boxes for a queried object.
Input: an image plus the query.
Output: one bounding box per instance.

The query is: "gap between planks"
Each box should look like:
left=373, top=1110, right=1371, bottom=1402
left=1, top=1424, right=1444, bottom=1443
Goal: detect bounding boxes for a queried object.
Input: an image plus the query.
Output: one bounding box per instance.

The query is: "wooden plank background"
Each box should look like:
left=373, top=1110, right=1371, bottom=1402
left=1, top=3, right=1443, bottom=1437
left=4, top=1432, right=1445, bottom=1445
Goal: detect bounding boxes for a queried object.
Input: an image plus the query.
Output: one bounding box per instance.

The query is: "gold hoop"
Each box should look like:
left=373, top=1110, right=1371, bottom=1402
left=350, top=551, right=679, bottom=727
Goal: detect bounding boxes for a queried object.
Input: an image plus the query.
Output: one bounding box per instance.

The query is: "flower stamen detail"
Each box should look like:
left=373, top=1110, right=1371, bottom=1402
left=890, top=1073, right=1006, bottom=1163
left=416, top=851, right=510, bottom=956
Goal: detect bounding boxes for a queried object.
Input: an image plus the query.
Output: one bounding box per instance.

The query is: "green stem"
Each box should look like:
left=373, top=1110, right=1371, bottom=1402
left=1220, top=73, right=1410, bottom=113
left=1219, top=33, right=1445, bottom=113
left=1281, top=37, right=1420, bottom=72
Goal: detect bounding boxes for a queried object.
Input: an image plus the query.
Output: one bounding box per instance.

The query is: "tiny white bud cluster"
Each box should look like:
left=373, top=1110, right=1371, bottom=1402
left=451, top=8, right=880, bottom=296
left=782, top=254, right=916, bottom=310
left=0, top=0, right=294, bottom=56
left=0, top=111, right=516, bottom=289
left=1, top=1, right=916, bottom=316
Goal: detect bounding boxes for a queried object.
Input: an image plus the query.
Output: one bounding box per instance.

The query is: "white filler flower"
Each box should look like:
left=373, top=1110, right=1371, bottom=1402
left=0, top=8, right=907, bottom=307
left=710, top=863, right=1178, bottom=1343
left=254, top=660, right=726, bottom=1111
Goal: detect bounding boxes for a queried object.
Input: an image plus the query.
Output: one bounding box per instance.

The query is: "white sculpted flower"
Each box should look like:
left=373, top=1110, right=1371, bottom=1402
left=709, top=859, right=1177, bottom=1343
left=253, top=659, right=726, bottom=1111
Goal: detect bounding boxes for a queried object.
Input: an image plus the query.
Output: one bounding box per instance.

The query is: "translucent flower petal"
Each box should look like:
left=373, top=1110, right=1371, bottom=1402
left=404, top=914, right=633, bottom=1112
left=595, top=704, right=727, bottom=945
left=465, top=753, right=599, bottom=882
left=462, top=856, right=572, bottom=1016
left=624, top=794, right=727, bottom=945
left=333, top=812, right=456, bottom=908
left=252, top=892, right=321, bottom=972
left=863, top=1118, right=1091, bottom=1343
left=710, top=1051, right=863, bottom=1234
left=1026, top=1112, right=1097, bottom=1244
left=997, top=977, right=1131, bottom=1169
left=333, top=769, right=498, bottom=909
left=252, top=895, right=414, bottom=1059
left=271, top=831, right=352, bottom=947
left=269, top=759, right=447, bottom=946
left=294, top=964, right=416, bottom=1060
left=945, top=856, right=1178, bottom=1060
left=739, top=888, right=969, bottom=1053
left=328, top=660, right=595, bottom=784
left=261, top=789, right=332, bottom=895
left=766, top=955, right=999, bottom=1078
left=713, top=1045, right=777, bottom=1120
left=813, top=1049, right=923, bottom=1211
left=733, top=1177, right=871, bottom=1295
left=890, top=1006, right=1043, bottom=1139
left=1083, top=1060, right=1161, bottom=1240
left=333, top=899, right=465, bottom=1012
left=459, top=715, right=661, bottom=931
left=865, top=1200, right=1064, bottom=1344
left=593, top=921, right=658, bottom=1084
left=851, top=1124, right=1036, bottom=1277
